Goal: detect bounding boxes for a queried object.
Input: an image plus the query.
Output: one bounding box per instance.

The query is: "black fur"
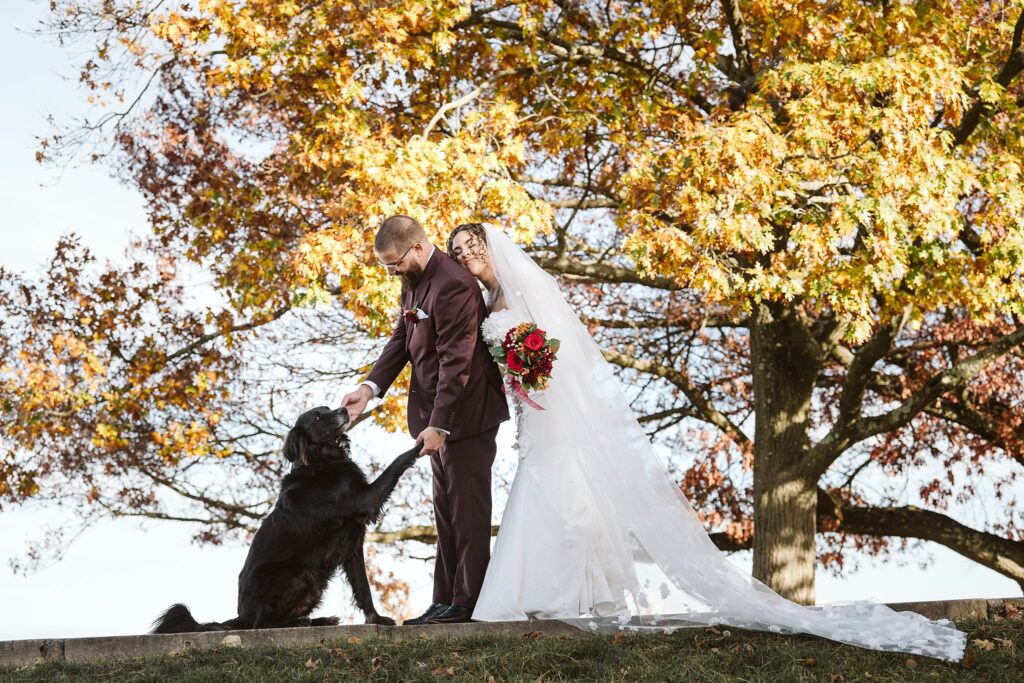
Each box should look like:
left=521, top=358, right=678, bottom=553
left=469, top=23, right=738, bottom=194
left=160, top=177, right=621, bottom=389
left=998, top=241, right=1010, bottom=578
left=151, top=406, right=421, bottom=633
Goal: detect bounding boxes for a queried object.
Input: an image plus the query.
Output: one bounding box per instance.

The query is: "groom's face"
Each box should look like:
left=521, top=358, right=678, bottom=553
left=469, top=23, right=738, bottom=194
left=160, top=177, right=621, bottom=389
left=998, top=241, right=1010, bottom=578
left=376, top=242, right=425, bottom=287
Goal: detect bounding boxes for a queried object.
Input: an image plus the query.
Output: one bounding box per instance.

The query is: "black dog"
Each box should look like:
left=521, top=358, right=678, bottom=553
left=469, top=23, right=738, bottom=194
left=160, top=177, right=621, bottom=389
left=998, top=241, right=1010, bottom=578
left=151, top=406, right=421, bottom=633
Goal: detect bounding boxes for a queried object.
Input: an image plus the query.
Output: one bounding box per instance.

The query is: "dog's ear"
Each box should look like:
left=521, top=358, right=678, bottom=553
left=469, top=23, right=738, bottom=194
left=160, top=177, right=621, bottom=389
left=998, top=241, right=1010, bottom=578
left=282, top=427, right=307, bottom=464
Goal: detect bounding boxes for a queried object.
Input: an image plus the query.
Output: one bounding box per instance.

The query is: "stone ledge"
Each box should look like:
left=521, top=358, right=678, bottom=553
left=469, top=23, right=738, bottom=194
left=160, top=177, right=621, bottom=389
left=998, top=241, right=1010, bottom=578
left=886, top=597, right=1022, bottom=622
left=1, top=597, right=1020, bottom=667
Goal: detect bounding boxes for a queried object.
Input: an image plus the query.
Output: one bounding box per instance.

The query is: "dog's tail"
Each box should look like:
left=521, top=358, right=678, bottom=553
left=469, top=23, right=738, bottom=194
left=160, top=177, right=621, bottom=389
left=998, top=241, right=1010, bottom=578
left=150, top=603, right=236, bottom=634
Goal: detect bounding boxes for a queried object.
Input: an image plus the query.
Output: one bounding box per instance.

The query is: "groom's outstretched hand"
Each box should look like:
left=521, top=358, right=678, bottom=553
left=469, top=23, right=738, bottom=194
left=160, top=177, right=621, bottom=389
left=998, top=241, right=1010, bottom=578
left=341, top=384, right=374, bottom=419
left=416, top=427, right=447, bottom=457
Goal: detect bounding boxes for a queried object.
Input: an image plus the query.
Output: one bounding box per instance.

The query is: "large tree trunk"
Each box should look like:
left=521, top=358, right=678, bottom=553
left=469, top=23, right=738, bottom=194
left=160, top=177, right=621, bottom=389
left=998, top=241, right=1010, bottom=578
left=750, top=302, right=823, bottom=605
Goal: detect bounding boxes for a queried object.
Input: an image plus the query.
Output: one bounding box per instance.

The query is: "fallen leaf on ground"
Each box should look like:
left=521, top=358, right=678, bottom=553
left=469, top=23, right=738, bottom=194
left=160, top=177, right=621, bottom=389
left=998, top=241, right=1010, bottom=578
left=905, top=658, right=917, bottom=669
left=431, top=665, right=456, bottom=677
left=800, top=657, right=816, bottom=668
left=962, top=649, right=976, bottom=668
left=347, top=636, right=362, bottom=645
left=304, top=658, right=321, bottom=669
left=523, top=630, right=543, bottom=640
left=326, top=648, right=351, bottom=662
left=828, top=674, right=845, bottom=683
left=993, top=637, right=1015, bottom=651
left=972, top=639, right=995, bottom=651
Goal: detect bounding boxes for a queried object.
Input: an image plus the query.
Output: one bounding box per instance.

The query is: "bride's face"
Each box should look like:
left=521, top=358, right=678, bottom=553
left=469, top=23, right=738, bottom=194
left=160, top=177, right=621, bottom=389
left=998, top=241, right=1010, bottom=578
left=450, top=230, right=493, bottom=281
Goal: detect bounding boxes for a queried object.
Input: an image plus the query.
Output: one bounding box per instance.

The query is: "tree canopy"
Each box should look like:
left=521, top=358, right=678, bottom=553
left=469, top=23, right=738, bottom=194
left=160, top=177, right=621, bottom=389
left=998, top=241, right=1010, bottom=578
left=3, top=0, right=1023, bottom=603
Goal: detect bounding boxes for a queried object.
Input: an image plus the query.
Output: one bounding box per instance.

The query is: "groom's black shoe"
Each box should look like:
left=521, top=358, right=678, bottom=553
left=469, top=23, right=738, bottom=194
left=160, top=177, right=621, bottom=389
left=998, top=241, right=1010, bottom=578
left=403, top=603, right=450, bottom=625
left=427, top=604, right=473, bottom=624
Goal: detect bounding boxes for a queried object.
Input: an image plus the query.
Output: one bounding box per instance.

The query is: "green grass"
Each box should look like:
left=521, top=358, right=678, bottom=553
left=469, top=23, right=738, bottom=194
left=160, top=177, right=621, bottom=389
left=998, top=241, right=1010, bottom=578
left=2, top=619, right=1021, bottom=682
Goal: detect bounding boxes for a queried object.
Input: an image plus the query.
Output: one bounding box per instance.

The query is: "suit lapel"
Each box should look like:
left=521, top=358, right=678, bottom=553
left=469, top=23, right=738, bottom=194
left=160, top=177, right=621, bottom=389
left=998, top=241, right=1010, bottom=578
left=414, top=248, right=444, bottom=311
left=401, top=249, right=445, bottom=349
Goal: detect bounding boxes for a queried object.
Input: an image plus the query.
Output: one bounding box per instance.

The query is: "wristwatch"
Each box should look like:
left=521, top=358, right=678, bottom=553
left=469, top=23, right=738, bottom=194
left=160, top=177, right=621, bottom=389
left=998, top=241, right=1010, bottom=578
left=431, top=426, right=451, bottom=438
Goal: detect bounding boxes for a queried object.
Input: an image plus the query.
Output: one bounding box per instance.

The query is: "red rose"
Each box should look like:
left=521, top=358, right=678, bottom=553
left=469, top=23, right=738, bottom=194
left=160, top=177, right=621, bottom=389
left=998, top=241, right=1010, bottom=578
left=524, top=332, right=544, bottom=351
left=506, top=350, right=524, bottom=372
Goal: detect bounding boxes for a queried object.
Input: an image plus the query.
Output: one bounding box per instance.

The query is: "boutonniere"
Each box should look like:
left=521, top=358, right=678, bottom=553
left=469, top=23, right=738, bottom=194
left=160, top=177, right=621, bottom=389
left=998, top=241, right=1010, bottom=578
left=403, top=304, right=429, bottom=324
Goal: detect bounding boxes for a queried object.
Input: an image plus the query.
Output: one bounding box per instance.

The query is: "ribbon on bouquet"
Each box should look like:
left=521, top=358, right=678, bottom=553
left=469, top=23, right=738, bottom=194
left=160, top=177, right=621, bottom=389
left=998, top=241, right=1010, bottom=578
left=503, top=376, right=545, bottom=411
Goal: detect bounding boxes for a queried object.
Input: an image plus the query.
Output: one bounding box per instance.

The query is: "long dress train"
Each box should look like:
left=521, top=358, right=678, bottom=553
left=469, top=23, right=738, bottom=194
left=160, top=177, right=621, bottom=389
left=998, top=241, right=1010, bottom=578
left=470, top=226, right=965, bottom=662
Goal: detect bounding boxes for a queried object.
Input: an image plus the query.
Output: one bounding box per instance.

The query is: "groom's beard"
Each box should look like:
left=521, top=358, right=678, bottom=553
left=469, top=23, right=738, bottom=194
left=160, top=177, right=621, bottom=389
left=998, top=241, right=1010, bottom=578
left=399, top=261, right=426, bottom=290
left=400, top=273, right=418, bottom=290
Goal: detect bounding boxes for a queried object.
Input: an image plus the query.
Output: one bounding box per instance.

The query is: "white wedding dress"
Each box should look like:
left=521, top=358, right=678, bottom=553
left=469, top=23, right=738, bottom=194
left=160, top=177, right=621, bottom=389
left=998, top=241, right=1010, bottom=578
left=470, top=226, right=966, bottom=661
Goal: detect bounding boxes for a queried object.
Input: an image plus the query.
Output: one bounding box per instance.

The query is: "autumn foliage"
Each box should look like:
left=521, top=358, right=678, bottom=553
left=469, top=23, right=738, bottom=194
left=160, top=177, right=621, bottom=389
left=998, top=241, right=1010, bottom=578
left=2, top=0, right=1023, bottom=603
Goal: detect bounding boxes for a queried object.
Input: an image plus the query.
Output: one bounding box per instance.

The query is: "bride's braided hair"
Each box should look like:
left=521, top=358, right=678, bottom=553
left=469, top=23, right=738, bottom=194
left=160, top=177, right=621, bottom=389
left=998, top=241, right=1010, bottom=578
left=446, top=222, right=489, bottom=261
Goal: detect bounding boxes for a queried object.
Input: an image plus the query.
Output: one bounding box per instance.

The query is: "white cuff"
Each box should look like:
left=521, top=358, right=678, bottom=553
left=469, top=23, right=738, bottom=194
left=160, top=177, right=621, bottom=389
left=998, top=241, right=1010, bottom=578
left=360, top=380, right=380, bottom=399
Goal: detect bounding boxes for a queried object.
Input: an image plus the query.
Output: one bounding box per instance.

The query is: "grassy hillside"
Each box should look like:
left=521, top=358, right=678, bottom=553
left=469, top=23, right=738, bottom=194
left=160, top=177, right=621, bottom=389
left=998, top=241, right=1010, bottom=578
left=2, top=619, right=1020, bottom=682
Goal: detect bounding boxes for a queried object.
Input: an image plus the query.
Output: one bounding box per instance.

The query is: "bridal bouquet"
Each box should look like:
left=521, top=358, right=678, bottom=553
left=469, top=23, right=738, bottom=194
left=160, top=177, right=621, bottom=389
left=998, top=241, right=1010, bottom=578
left=489, top=323, right=560, bottom=410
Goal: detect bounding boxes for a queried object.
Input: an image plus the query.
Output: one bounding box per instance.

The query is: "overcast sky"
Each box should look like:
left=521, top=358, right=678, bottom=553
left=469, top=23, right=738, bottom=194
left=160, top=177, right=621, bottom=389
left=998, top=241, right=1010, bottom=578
left=0, top=0, right=1019, bottom=642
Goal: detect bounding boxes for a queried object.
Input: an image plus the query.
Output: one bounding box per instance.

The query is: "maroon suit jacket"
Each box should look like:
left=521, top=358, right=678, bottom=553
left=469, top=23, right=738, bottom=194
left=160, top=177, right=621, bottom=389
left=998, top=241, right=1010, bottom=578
left=365, top=249, right=509, bottom=441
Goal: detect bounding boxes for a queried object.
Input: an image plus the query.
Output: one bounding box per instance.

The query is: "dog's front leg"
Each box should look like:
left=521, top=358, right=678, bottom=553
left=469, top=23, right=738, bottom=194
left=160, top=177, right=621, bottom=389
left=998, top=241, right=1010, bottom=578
left=342, top=546, right=394, bottom=626
left=360, top=443, right=423, bottom=521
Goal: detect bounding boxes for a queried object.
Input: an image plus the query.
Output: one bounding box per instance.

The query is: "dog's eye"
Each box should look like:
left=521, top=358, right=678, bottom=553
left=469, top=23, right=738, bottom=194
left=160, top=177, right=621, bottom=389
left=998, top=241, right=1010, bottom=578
left=314, top=414, right=320, bottom=421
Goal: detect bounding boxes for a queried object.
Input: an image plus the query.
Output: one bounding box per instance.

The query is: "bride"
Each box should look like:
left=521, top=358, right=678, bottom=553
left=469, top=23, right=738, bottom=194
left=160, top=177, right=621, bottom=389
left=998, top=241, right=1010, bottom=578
left=445, top=222, right=966, bottom=662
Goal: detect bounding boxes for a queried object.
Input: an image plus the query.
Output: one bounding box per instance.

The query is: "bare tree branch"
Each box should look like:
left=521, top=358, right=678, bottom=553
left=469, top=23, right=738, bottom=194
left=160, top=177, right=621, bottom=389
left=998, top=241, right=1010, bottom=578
left=603, top=349, right=750, bottom=448
left=367, top=523, right=748, bottom=551
left=470, top=13, right=708, bottom=111
left=817, top=489, right=1024, bottom=589
left=585, top=314, right=746, bottom=330
left=138, top=468, right=268, bottom=521
left=545, top=197, right=619, bottom=210
left=924, top=398, right=1024, bottom=469
left=719, top=0, right=754, bottom=82
left=538, top=255, right=679, bottom=289
left=810, top=325, right=1024, bottom=475
left=805, top=309, right=910, bottom=476
left=952, top=10, right=1024, bottom=145
left=421, top=68, right=522, bottom=137
left=163, top=305, right=292, bottom=363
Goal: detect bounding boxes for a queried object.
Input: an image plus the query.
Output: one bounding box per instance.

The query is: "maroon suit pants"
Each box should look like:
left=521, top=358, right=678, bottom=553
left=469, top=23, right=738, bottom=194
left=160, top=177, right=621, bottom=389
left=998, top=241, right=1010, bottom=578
left=430, top=424, right=499, bottom=609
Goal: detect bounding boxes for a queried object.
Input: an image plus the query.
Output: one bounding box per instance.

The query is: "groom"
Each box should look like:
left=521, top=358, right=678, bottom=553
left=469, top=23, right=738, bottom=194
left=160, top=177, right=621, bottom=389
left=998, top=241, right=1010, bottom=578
left=341, top=215, right=509, bottom=625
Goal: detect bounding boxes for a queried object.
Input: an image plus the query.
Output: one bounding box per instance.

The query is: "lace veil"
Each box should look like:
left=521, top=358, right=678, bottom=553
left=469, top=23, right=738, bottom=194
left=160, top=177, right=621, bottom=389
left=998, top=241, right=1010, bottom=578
left=482, top=224, right=966, bottom=661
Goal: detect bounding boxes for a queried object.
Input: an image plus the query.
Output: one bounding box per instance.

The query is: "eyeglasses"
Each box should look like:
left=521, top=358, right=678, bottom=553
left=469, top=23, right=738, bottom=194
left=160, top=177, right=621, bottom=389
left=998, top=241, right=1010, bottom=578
left=379, top=243, right=417, bottom=272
